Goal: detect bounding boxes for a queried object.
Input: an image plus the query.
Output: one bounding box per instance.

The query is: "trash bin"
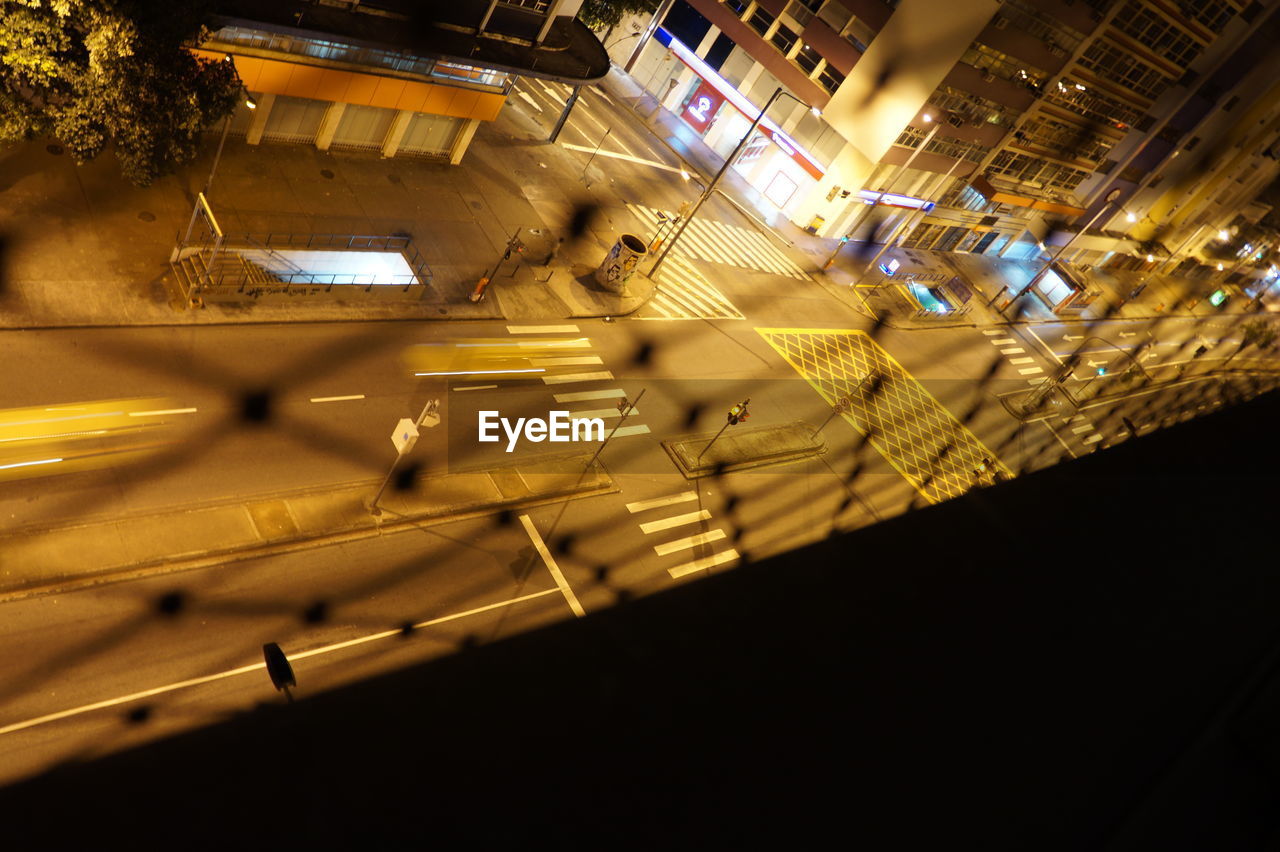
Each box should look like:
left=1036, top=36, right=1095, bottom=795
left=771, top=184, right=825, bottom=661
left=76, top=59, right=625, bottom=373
left=596, top=234, right=648, bottom=292
left=805, top=215, right=825, bottom=235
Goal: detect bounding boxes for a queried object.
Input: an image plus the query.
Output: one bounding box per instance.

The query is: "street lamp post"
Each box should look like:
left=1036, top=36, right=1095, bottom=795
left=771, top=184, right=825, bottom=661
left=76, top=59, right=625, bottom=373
left=203, top=56, right=256, bottom=198
left=826, top=113, right=943, bottom=271
left=649, top=87, right=819, bottom=280
left=996, top=188, right=1122, bottom=312
left=860, top=146, right=964, bottom=280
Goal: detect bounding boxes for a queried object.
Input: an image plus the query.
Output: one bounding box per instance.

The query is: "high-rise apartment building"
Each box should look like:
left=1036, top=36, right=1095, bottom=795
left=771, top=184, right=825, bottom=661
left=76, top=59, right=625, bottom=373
left=623, top=0, right=1279, bottom=294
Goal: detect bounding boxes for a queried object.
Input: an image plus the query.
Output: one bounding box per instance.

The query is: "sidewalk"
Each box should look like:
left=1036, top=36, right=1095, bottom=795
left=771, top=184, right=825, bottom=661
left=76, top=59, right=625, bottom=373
left=0, top=92, right=657, bottom=327
left=0, top=452, right=614, bottom=598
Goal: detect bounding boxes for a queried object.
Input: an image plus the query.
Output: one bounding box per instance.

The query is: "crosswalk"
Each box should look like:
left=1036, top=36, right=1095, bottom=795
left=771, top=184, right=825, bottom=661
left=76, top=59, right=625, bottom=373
left=981, top=328, right=1104, bottom=455
left=506, top=324, right=652, bottom=440
left=625, top=491, right=739, bottom=578
left=643, top=253, right=744, bottom=321
left=628, top=203, right=809, bottom=280
left=982, top=327, right=1048, bottom=381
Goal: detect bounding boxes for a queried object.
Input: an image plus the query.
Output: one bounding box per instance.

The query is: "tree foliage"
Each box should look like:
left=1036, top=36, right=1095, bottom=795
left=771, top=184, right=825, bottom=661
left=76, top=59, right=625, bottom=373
left=0, top=0, right=240, bottom=185
left=577, top=0, right=660, bottom=32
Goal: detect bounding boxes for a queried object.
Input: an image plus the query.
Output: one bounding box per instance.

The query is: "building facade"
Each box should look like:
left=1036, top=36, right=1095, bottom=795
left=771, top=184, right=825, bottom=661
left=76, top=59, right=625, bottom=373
left=624, top=0, right=1280, bottom=290
left=199, top=0, right=604, bottom=164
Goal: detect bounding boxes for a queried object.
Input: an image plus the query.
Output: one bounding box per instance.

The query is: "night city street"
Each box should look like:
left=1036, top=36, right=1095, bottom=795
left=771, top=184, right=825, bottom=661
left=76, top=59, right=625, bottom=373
left=2, top=0, right=1280, bottom=847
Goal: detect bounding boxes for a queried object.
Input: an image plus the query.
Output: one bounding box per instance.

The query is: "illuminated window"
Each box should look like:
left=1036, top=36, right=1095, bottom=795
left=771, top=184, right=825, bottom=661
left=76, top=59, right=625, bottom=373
left=794, top=43, right=823, bottom=75
left=747, top=8, right=776, bottom=36
left=771, top=24, right=799, bottom=54
left=818, top=65, right=844, bottom=94
left=1113, top=1, right=1205, bottom=67
left=1077, top=39, right=1172, bottom=100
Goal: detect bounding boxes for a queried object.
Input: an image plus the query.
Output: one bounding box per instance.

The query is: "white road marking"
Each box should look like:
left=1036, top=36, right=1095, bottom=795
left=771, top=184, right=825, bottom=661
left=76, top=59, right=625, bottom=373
left=0, top=588, right=561, bottom=738
left=570, top=406, right=639, bottom=419
left=654, top=529, right=726, bottom=556
left=1000, top=347, right=1025, bottom=354
left=1040, top=420, right=1078, bottom=459
left=982, top=329, right=1003, bottom=335
left=639, top=510, right=711, bottom=534
left=990, top=338, right=1017, bottom=346
left=626, top=492, right=698, bottom=513
left=554, top=389, right=626, bottom=402
left=128, top=408, right=198, bottom=417
left=0, top=458, right=62, bottom=471
left=1082, top=434, right=1103, bottom=444
left=417, top=368, right=545, bottom=377
left=517, top=91, right=542, bottom=112
left=519, top=514, right=585, bottom=617
left=1064, top=334, right=1084, bottom=341
left=529, top=356, right=604, bottom=367
left=309, top=395, right=365, bottom=403
left=1009, top=357, right=1035, bottom=365
left=1026, top=327, right=1064, bottom=365
left=507, top=324, right=580, bottom=334
left=541, top=371, right=614, bottom=385
left=560, top=143, right=686, bottom=174
left=1018, top=367, right=1044, bottom=375
left=453, top=385, right=498, bottom=391
left=669, top=549, right=740, bottom=578
left=1071, top=424, right=1094, bottom=434
left=508, top=338, right=592, bottom=348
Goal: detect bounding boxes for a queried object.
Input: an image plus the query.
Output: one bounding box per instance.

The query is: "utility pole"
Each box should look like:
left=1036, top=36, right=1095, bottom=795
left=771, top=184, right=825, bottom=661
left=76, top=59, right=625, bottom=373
left=470, top=227, right=524, bottom=302
left=369, top=399, right=439, bottom=516
left=699, top=398, right=750, bottom=461
left=548, top=86, right=581, bottom=144
left=651, top=88, right=818, bottom=280
left=826, top=113, right=943, bottom=271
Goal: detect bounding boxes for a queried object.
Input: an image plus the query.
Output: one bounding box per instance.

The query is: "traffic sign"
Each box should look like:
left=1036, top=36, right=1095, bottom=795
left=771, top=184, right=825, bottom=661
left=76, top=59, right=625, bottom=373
left=391, top=418, right=419, bottom=454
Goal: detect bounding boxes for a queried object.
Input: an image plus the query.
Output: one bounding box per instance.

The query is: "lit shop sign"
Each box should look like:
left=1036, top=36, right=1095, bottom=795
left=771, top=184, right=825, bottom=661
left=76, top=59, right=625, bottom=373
left=681, top=80, right=724, bottom=134
left=655, top=28, right=825, bottom=180
left=857, top=190, right=936, bottom=212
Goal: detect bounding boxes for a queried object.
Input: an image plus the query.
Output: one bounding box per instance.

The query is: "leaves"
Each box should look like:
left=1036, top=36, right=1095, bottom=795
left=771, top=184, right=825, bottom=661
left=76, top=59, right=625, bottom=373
left=0, top=0, right=237, bottom=185
left=576, top=0, right=660, bottom=32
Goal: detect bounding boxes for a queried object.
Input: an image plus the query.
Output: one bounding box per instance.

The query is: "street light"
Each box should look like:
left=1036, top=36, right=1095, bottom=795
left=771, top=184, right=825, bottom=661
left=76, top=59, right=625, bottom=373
left=825, top=112, right=942, bottom=270
left=649, top=87, right=819, bottom=279
left=204, top=59, right=257, bottom=198
left=997, top=188, right=1123, bottom=312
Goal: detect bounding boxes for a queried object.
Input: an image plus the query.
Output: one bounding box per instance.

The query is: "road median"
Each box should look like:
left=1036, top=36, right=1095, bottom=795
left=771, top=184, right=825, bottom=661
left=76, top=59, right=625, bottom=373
left=0, top=453, right=615, bottom=599
left=662, top=421, right=826, bottom=478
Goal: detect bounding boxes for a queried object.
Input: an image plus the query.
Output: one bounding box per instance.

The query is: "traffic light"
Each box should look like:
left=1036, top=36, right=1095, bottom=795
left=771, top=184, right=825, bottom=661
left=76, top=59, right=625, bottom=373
left=727, top=398, right=751, bottom=425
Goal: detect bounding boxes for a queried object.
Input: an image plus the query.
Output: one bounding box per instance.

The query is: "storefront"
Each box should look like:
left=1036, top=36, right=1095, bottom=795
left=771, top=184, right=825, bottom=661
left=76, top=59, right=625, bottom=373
left=650, top=29, right=825, bottom=218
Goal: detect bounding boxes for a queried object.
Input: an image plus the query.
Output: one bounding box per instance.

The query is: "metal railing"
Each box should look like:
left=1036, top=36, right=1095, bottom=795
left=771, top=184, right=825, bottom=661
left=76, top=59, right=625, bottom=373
left=229, top=233, right=433, bottom=285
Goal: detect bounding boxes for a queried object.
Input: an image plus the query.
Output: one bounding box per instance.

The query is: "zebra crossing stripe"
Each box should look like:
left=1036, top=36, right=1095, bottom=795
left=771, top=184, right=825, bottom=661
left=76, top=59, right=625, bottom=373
left=669, top=548, right=739, bottom=578
left=669, top=255, right=736, bottom=308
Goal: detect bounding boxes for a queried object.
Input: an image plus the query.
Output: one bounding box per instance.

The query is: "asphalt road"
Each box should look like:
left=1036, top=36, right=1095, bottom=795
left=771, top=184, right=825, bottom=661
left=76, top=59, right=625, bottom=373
left=2, top=72, right=1278, bottom=787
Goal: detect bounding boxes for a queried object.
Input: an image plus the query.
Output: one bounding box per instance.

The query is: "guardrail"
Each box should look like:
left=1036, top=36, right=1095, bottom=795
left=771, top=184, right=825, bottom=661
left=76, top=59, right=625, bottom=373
left=226, top=233, right=433, bottom=287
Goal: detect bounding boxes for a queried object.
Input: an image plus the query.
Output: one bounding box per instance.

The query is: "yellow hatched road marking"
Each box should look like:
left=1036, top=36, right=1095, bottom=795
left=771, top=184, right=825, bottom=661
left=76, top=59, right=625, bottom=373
left=755, top=327, right=1010, bottom=504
